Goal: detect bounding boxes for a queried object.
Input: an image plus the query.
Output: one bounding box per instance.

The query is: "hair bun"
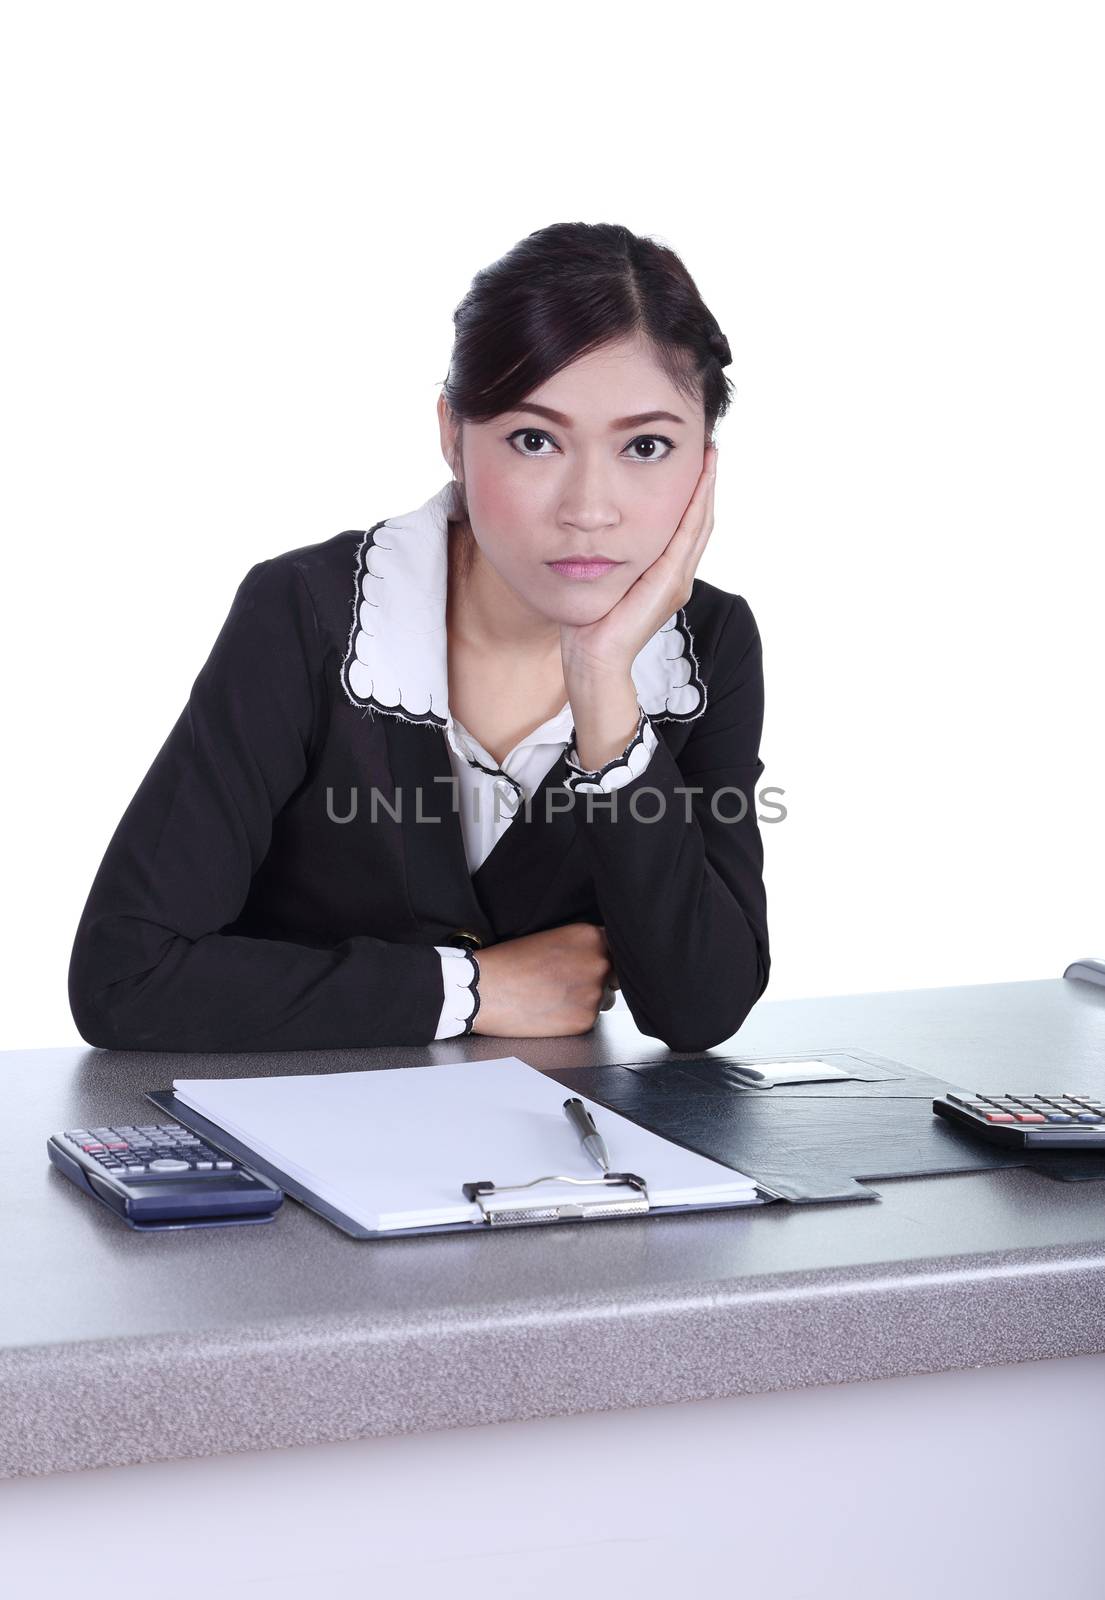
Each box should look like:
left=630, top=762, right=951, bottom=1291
left=707, top=327, right=732, bottom=367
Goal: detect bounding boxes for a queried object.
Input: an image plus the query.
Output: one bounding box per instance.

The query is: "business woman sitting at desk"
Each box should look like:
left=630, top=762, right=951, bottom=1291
left=68, top=220, right=770, bottom=1057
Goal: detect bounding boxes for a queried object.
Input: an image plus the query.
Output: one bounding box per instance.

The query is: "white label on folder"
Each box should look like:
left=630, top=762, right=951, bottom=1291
left=728, top=1060, right=859, bottom=1087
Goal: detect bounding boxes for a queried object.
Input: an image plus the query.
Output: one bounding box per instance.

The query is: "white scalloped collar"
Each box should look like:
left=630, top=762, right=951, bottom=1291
left=340, top=477, right=707, bottom=729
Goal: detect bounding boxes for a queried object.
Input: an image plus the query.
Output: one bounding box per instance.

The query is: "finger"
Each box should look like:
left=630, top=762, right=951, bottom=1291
left=692, top=447, right=718, bottom=542
left=702, top=443, right=719, bottom=511
left=678, top=447, right=718, bottom=544
left=690, top=445, right=717, bottom=513
left=669, top=448, right=718, bottom=575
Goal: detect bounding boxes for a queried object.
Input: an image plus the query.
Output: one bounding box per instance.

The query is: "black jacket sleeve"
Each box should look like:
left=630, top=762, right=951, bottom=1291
left=67, top=557, right=449, bottom=1052
left=566, top=594, right=770, bottom=1053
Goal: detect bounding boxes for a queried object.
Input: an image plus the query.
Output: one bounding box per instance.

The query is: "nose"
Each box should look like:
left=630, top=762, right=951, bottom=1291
left=557, top=474, right=621, bottom=533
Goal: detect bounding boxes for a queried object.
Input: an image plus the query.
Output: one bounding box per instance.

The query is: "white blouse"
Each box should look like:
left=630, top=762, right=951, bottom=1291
left=446, top=701, right=575, bottom=875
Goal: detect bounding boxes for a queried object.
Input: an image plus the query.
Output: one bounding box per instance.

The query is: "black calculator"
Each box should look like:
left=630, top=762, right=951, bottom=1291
left=933, top=1090, right=1105, bottom=1147
left=47, top=1123, right=284, bottom=1229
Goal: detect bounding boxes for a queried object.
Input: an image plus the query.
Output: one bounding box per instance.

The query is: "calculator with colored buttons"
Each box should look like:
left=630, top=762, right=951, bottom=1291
left=933, top=1091, right=1105, bottom=1147
left=47, top=1123, right=284, bottom=1229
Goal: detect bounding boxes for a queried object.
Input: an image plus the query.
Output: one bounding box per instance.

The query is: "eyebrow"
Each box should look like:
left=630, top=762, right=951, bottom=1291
left=508, top=403, right=688, bottom=430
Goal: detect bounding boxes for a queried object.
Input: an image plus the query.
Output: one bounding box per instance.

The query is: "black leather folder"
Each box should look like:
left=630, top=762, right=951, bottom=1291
left=537, top=1049, right=1105, bottom=1203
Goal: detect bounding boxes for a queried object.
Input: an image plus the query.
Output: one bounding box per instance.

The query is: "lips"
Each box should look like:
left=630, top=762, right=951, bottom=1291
left=546, top=557, right=623, bottom=581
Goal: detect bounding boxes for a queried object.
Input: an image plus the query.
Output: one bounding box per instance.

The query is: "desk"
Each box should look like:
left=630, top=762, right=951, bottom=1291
left=2, top=978, right=1104, bottom=1598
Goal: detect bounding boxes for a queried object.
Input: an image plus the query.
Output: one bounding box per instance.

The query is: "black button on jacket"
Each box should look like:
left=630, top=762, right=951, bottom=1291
left=68, top=478, right=771, bottom=1054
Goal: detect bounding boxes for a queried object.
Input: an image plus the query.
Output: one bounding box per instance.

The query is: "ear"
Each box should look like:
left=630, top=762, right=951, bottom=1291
left=437, top=391, right=461, bottom=477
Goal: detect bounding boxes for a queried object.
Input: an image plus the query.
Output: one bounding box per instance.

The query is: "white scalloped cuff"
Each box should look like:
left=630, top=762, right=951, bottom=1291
left=432, top=945, right=481, bottom=1039
left=562, top=706, right=660, bottom=794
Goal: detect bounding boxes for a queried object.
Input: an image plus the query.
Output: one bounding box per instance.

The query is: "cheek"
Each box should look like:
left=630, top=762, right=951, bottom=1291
left=628, top=463, right=697, bottom=531
left=470, top=473, right=530, bottom=544
left=474, top=476, right=517, bottom=526
left=469, top=476, right=545, bottom=570
left=471, top=465, right=537, bottom=529
left=632, top=479, right=692, bottom=563
left=662, top=466, right=701, bottom=523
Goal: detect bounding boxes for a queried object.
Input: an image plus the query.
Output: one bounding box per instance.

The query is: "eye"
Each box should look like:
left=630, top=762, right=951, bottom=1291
left=505, top=428, right=677, bottom=462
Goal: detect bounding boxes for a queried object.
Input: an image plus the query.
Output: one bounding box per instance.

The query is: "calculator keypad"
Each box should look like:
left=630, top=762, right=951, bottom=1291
left=63, top=1125, right=238, bottom=1179
left=945, top=1094, right=1105, bottom=1128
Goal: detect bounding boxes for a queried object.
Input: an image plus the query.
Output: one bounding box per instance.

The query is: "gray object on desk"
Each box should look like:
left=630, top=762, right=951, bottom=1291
left=3, top=975, right=1105, bottom=1480
left=1063, top=956, right=1105, bottom=988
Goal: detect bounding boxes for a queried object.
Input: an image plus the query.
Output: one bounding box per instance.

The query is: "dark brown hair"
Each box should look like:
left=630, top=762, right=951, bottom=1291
left=441, top=221, right=734, bottom=579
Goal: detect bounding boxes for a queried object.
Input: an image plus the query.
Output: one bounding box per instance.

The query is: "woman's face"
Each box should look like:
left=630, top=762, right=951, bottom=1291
left=439, top=333, right=709, bottom=624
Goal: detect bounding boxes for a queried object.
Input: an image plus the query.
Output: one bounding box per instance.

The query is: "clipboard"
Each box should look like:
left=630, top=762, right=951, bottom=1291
left=144, top=1087, right=782, bottom=1240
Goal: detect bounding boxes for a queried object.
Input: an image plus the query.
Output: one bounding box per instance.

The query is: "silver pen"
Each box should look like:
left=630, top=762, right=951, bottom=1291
left=563, top=1096, right=611, bottom=1173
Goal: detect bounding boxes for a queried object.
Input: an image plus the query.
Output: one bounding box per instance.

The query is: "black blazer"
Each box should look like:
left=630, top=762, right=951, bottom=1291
left=68, top=489, right=770, bottom=1054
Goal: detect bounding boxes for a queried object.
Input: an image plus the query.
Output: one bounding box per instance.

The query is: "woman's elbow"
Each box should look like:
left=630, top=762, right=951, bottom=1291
left=657, top=952, right=771, bottom=1054
left=68, top=928, right=161, bottom=1051
left=70, top=993, right=113, bottom=1049
left=69, top=980, right=141, bottom=1051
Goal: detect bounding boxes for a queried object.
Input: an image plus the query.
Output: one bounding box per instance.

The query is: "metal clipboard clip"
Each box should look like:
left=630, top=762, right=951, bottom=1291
left=462, top=1170, right=651, bottom=1226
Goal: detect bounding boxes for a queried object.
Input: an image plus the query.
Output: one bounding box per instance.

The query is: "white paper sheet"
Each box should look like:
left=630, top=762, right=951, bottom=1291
left=172, top=1055, right=761, bottom=1231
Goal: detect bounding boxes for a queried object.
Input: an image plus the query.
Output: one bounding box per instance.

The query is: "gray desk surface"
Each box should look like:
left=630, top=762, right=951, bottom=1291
left=4, top=977, right=1105, bottom=1479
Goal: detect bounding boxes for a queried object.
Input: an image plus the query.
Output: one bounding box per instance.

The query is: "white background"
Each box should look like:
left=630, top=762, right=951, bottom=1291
left=2, top=0, right=1102, bottom=1049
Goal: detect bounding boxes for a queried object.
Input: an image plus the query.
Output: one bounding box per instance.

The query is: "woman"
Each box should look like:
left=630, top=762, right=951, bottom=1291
left=68, top=221, right=770, bottom=1054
